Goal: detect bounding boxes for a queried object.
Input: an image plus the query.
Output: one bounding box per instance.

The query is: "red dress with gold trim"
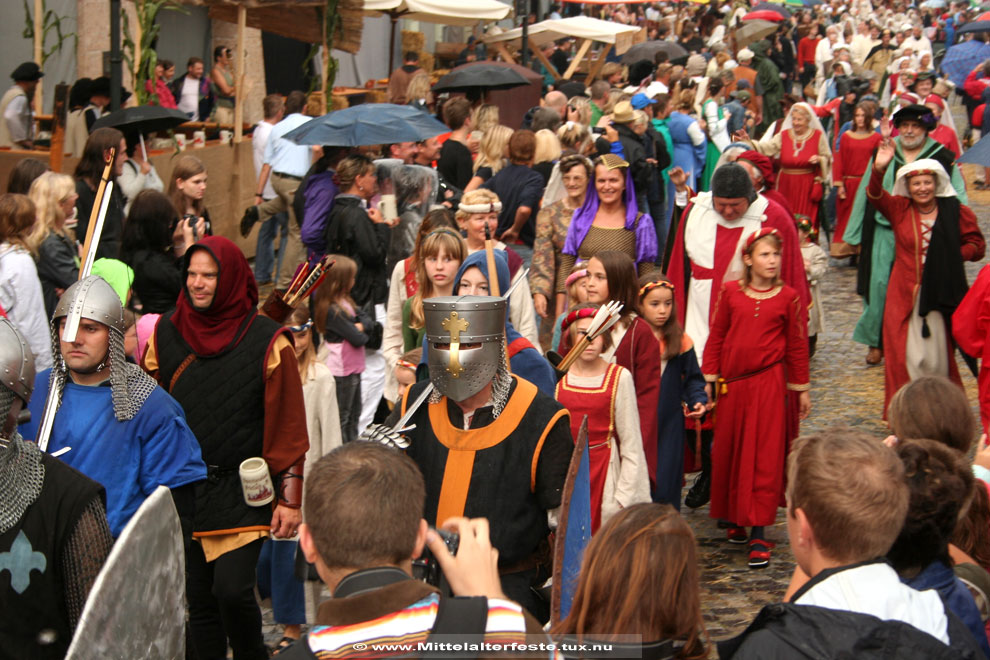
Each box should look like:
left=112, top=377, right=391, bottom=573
left=555, top=363, right=622, bottom=533
left=832, top=130, right=881, bottom=257
left=701, top=280, right=809, bottom=528
left=776, top=129, right=825, bottom=231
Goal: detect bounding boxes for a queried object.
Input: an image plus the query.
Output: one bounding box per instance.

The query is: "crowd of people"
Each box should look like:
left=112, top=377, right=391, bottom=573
left=6, top=0, right=990, bottom=657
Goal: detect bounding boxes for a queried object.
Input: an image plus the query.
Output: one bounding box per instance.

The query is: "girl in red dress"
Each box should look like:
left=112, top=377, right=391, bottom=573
left=560, top=251, right=662, bottom=489
left=831, top=100, right=881, bottom=258
left=702, top=228, right=811, bottom=569
left=555, top=306, right=651, bottom=533
left=867, top=125, right=985, bottom=418
left=752, top=102, right=832, bottom=233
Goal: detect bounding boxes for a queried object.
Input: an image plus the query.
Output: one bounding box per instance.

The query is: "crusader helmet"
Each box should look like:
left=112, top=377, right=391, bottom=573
left=0, top=317, right=35, bottom=406
left=425, top=296, right=506, bottom=402
left=49, top=275, right=156, bottom=422
left=53, top=275, right=126, bottom=337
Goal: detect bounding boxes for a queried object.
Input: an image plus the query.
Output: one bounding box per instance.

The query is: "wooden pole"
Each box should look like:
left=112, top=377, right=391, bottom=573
left=321, top=5, right=329, bottom=114
left=48, top=83, right=67, bottom=172
left=585, top=44, right=610, bottom=84
left=492, top=42, right=517, bottom=64
left=33, top=0, right=43, bottom=115
left=563, top=39, right=592, bottom=79
left=234, top=4, right=246, bottom=143
left=529, top=38, right=560, bottom=80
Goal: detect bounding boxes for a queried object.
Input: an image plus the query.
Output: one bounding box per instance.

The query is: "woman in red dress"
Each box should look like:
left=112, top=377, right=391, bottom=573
left=752, top=102, right=832, bottom=233
left=560, top=251, right=662, bottom=489
left=867, top=125, right=985, bottom=418
left=831, top=100, right=881, bottom=258
left=702, top=228, right=810, bottom=569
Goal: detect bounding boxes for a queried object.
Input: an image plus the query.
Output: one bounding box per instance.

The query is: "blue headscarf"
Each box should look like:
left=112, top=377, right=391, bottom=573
left=562, top=164, right=657, bottom=266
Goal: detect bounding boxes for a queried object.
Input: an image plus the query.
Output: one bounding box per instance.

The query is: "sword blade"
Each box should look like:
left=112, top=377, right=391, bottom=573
left=393, top=382, right=434, bottom=433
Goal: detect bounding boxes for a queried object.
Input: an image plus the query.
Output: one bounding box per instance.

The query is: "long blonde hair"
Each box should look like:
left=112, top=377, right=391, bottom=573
left=533, top=129, right=562, bottom=164
left=474, top=125, right=512, bottom=174
left=409, top=228, right=467, bottom=329
left=28, top=172, right=76, bottom=238
left=471, top=104, right=500, bottom=134
left=287, top=304, right=317, bottom=378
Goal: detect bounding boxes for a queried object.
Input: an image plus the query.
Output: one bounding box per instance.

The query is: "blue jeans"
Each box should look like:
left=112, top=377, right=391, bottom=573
left=254, top=211, right=288, bottom=284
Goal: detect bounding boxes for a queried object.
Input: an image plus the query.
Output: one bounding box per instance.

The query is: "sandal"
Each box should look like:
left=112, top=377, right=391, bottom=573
left=727, top=525, right=748, bottom=544
left=748, top=539, right=776, bottom=569
left=273, top=636, right=297, bottom=656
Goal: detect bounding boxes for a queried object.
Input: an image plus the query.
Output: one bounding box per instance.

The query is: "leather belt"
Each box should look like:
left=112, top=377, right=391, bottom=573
left=273, top=171, right=303, bottom=181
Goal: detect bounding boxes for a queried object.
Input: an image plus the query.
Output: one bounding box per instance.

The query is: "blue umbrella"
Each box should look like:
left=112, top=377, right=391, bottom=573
left=284, top=103, right=450, bottom=147
left=941, top=39, right=990, bottom=86
left=958, top=20, right=990, bottom=35
left=958, top=133, right=990, bottom=165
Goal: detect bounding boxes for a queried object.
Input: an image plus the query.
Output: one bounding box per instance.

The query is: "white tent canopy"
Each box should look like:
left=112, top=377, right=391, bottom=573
left=364, top=0, right=512, bottom=25
left=483, top=16, right=641, bottom=55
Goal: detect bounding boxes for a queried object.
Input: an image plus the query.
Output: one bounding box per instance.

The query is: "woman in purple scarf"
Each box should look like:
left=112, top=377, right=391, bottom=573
left=558, top=153, right=658, bottom=283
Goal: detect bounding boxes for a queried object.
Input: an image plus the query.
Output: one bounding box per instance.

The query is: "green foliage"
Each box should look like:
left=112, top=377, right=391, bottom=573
left=323, top=0, right=342, bottom=109
left=22, top=0, right=78, bottom=68
left=122, top=0, right=187, bottom=106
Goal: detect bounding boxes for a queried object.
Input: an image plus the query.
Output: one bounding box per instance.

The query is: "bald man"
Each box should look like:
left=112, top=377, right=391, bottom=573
left=544, top=90, right=568, bottom=120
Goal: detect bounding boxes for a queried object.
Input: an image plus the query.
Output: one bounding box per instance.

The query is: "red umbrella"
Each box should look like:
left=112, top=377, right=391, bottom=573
left=743, top=9, right=786, bottom=21
left=975, top=10, right=990, bottom=21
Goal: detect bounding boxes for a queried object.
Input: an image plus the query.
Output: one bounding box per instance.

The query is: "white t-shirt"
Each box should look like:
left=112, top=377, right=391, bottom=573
left=252, top=120, right=277, bottom=200
left=178, top=76, right=200, bottom=119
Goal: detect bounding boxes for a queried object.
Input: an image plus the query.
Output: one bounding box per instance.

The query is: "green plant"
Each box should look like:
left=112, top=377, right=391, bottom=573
left=323, top=0, right=342, bottom=109
left=122, top=0, right=187, bottom=106
left=22, top=0, right=77, bottom=68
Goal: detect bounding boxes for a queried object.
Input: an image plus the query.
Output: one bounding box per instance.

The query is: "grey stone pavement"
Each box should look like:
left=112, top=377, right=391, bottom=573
left=256, top=157, right=990, bottom=657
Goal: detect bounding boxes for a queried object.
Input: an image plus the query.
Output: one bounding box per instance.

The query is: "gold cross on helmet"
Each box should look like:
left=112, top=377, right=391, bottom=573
left=441, top=311, right=470, bottom=378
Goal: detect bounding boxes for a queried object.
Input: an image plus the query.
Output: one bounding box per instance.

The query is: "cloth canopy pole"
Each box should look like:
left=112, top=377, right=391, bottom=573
left=234, top=5, right=246, bottom=143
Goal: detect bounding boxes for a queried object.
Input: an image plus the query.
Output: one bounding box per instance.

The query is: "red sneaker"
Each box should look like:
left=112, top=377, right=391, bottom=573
left=748, top=539, right=776, bottom=569
left=727, top=526, right=748, bottom=544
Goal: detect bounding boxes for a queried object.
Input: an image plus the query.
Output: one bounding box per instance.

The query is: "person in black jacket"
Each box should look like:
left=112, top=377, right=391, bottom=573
left=120, top=190, right=197, bottom=313
left=720, top=430, right=986, bottom=660
left=323, top=155, right=392, bottom=308
left=29, top=171, right=79, bottom=317
left=74, top=127, right=127, bottom=260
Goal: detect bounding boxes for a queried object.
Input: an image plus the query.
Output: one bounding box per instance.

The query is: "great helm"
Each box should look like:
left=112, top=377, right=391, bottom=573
left=53, top=275, right=125, bottom=337
left=0, top=317, right=35, bottom=405
left=424, top=295, right=506, bottom=402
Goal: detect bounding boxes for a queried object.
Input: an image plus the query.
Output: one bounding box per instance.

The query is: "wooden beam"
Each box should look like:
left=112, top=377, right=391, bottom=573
left=321, top=5, right=328, bottom=114
left=528, top=38, right=560, bottom=80
left=585, top=46, right=610, bottom=85
left=563, top=39, right=592, bottom=80
left=233, top=4, right=246, bottom=143
left=492, top=42, right=517, bottom=64
left=33, top=0, right=43, bottom=115
left=48, top=83, right=68, bottom=173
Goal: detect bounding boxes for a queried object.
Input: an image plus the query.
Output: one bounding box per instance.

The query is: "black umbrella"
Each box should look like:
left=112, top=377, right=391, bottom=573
left=92, top=105, right=189, bottom=134
left=621, top=41, right=689, bottom=64
left=92, top=105, right=190, bottom=161
left=958, top=20, right=990, bottom=35
left=752, top=2, right=791, bottom=17
left=432, top=64, right=531, bottom=93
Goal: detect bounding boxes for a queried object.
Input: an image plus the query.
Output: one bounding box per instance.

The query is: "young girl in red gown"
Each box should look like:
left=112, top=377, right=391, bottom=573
left=702, top=228, right=811, bottom=569
left=555, top=306, right=651, bottom=533
left=831, top=100, right=881, bottom=258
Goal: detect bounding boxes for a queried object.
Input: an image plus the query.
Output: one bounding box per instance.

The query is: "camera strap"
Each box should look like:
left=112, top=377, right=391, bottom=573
left=423, top=595, right=488, bottom=659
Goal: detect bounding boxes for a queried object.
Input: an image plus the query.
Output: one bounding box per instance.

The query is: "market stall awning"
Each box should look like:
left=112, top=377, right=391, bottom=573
left=363, top=0, right=512, bottom=25
left=482, top=16, right=642, bottom=55
left=190, top=0, right=364, bottom=51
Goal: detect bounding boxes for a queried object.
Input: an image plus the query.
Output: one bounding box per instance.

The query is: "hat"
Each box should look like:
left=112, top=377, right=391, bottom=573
left=612, top=100, right=636, bottom=123
left=737, top=48, right=755, bottom=61
left=737, top=150, right=775, bottom=187
left=744, top=227, right=780, bottom=250
left=892, top=103, right=937, bottom=130
left=893, top=158, right=954, bottom=198
left=736, top=79, right=752, bottom=90
left=733, top=89, right=752, bottom=102
left=11, top=62, right=43, bottom=82
left=89, top=76, right=133, bottom=104
left=686, top=54, right=707, bottom=77
left=631, top=93, right=658, bottom=109
left=712, top=163, right=756, bottom=202
left=901, top=22, right=913, bottom=31
left=558, top=81, right=588, bottom=99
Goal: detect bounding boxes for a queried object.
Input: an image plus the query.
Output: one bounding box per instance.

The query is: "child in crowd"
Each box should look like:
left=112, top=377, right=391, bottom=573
left=258, top=305, right=341, bottom=651
left=702, top=228, right=810, bottom=569
left=797, top=217, right=827, bottom=358
left=402, top=227, right=466, bottom=354
left=636, top=273, right=707, bottom=509
left=394, top=347, right=421, bottom=401
left=553, top=503, right=709, bottom=659
left=551, top=261, right=589, bottom=353
left=313, top=255, right=372, bottom=444
left=554, top=304, right=651, bottom=532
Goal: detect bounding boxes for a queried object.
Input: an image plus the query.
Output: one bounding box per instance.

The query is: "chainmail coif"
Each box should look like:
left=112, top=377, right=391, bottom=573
left=48, top=323, right=158, bottom=422
left=0, top=386, right=45, bottom=535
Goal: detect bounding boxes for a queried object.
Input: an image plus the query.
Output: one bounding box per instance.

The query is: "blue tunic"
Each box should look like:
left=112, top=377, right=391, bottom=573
left=665, top=111, right=707, bottom=226
left=654, top=341, right=707, bottom=509
left=20, top=370, right=207, bottom=537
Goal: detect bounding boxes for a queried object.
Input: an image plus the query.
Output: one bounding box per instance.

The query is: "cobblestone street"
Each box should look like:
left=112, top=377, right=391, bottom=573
left=260, top=169, right=990, bottom=655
